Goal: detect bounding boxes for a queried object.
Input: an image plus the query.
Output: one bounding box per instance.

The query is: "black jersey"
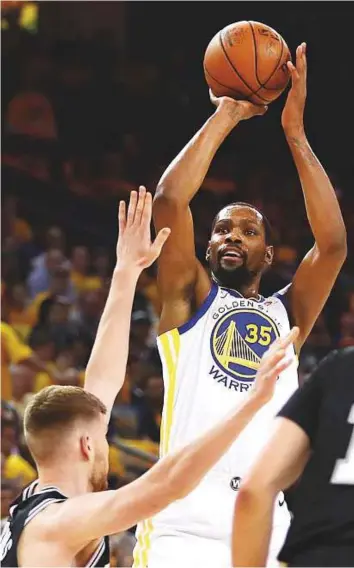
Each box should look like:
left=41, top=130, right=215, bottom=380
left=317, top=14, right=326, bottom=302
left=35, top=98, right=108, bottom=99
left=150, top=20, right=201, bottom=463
left=0, top=480, right=110, bottom=567
left=277, top=347, right=354, bottom=566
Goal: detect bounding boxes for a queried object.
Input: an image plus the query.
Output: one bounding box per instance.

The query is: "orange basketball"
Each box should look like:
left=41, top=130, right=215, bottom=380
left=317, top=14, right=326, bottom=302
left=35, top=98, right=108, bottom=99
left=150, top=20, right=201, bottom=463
left=204, top=21, right=291, bottom=105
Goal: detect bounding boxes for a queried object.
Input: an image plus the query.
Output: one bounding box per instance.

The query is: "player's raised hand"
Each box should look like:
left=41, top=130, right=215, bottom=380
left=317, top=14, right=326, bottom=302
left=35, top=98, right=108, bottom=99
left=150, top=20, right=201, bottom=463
left=116, top=187, right=170, bottom=274
left=251, top=327, right=299, bottom=406
left=281, top=43, right=307, bottom=134
left=209, top=89, right=268, bottom=122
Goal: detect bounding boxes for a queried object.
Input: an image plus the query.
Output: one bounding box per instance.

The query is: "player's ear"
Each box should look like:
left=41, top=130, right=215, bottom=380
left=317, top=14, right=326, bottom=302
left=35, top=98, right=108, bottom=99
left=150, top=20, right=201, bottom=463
left=80, top=435, right=92, bottom=461
left=206, top=243, right=211, bottom=262
left=264, top=245, right=274, bottom=268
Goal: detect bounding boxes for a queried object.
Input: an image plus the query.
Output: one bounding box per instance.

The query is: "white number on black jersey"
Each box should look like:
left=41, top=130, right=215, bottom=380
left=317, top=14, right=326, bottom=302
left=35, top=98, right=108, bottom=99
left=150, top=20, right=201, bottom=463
left=331, top=404, right=354, bottom=486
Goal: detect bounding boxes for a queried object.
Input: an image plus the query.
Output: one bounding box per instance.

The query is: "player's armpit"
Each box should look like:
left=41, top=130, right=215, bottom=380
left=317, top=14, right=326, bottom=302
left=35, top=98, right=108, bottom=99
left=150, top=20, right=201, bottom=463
left=289, top=243, right=346, bottom=352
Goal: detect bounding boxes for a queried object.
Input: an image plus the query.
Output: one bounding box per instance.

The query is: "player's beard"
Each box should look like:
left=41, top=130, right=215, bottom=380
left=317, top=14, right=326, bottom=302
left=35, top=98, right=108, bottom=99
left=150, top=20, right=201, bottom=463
left=90, top=468, right=108, bottom=492
left=212, top=260, right=256, bottom=291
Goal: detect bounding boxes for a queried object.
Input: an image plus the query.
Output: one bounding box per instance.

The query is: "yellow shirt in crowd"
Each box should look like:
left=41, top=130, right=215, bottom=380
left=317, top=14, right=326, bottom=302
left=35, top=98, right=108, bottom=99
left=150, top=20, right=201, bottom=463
left=4, top=454, right=37, bottom=486
left=71, top=271, right=102, bottom=293
left=1, top=322, right=32, bottom=401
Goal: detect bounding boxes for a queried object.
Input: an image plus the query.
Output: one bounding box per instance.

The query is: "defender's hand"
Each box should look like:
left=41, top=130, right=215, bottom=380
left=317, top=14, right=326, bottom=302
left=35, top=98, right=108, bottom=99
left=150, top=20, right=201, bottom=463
left=210, top=89, right=268, bottom=122
left=115, top=187, right=170, bottom=274
left=281, top=43, right=307, bottom=135
left=251, top=327, right=299, bottom=406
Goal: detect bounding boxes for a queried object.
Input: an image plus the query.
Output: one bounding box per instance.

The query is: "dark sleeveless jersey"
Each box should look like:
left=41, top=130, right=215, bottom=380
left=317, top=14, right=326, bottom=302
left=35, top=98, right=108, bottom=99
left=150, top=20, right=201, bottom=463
left=277, top=348, right=354, bottom=566
left=0, top=480, right=110, bottom=567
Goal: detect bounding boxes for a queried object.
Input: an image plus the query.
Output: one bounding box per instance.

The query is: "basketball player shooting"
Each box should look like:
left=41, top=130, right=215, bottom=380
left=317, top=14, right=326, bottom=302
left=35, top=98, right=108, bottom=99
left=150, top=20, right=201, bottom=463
left=0, top=189, right=297, bottom=568
left=232, top=347, right=354, bottom=568
left=132, top=44, right=347, bottom=568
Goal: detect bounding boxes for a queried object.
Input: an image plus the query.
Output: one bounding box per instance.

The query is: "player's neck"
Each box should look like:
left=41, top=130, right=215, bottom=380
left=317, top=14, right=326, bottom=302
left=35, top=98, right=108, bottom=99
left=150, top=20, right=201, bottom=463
left=212, top=274, right=261, bottom=299
left=236, top=283, right=260, bottom=299
left=37, top=463, right=91, bottom=497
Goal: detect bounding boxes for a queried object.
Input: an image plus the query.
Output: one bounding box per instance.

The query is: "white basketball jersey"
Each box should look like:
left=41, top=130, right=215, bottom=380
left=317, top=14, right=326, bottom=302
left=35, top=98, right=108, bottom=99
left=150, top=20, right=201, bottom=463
left=133, top=282, right=298, bottom=567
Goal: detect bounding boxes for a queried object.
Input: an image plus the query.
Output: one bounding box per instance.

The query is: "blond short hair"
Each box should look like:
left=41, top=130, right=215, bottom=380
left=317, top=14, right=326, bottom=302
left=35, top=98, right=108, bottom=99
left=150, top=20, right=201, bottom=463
left=24, top=385, right=106, bottom=462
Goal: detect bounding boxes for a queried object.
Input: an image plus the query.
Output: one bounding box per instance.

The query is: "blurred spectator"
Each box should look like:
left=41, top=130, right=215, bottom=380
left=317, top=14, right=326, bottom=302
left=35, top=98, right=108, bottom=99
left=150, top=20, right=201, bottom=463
left=5, top=89, right=56, bottom=140
left=136, top=268, right=161, bottom=319
left=300, top=314, right=333, bottom=361
left=1, top=321, right=33, bottom=401
left=1, top=479, right=21, bottom=526
left=1, top=407, right=36, bottom=487
left=28, top=327, right=56, bottom=363
left=2, top=196, right=33, bottom=246
left=70, top=288, right=105, bottom=344
left=27, top=248, right=73, bottom=299
left=92, top=247, right=111, bottom=282
left=10, top=364, right=36, bottom=419
left=110, top=531, right=136, bottom=567
left=6, top=282, right=37, bottom=340
left=129, top=310, right=154, bottom=363
left=70, top=245, right=103, bottom=292
left=338, top=291, right=354, bottom=347
left=136, top=373, right=164, bottom=444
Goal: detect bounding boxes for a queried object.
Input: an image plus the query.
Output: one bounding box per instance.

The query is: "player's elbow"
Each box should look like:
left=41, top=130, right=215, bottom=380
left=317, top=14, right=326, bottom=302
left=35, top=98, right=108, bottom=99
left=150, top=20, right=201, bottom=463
left=330, top=233, right=347, bottom=260
left=237, top=480, right=262, bottom=507
left=318, top=228, right=347, bottom=260
left=238, top=475, right=277, bottom=508
left=154, top=183, right=188, bottom=209
left=154, top=181, right=173, bottom=203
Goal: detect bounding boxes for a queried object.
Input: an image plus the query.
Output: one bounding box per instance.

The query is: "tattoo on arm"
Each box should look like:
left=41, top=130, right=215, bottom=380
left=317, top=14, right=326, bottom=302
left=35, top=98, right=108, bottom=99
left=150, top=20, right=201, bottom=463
left=287, top=136, right=318, bottom=167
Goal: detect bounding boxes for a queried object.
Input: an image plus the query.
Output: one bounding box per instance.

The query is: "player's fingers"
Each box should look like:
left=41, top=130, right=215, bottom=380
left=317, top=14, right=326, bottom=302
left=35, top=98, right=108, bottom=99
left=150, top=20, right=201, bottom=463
left=273, top=356, right=294, bottom=376
left=297, top=42, right=306, bottom=73
left=264, top=356, right=293, bottom=382
left=254, top=104, right=268, bottom=116
left=261, top=347, right=286, bottom=372
left=269, top=327, right=299, bottom=355
left=296, top=44, right=302, bottom=64
left=278, top=327, right=300, bottom=350
left=266, top=334, right=285, bottom=356
left=146, top=228, right=171, bottom=265
left=118, top=200, right=126, bottom=234
left=141, top=190, right=152, bottom=229
left=301, top=42, right=307, bottom=75
left=126, top=190, right=138, bottom=227
left=209, top=89, right=219, bottom=106
left=287, top=61, right=300, bottom=82
left=134, top=186, right=147, bottom=226
left=263, top=328, right=298, bottom=372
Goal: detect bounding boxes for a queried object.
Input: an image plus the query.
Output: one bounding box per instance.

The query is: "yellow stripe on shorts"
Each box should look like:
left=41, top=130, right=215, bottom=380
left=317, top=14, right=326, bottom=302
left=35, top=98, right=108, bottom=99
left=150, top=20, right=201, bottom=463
left=133, top=329, right=180, bottom=567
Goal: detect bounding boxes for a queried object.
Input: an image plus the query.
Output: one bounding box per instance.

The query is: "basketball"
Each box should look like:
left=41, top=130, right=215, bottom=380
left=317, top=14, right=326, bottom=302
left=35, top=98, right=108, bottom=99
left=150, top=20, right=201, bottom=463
left=204, top=21, right=291, bottom=105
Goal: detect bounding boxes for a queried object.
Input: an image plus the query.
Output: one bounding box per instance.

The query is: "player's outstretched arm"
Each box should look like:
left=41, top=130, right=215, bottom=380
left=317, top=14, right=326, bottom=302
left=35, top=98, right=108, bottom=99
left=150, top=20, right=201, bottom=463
left=38, top=328, right=298, bottom=554
left=84, top=188, right=170, bottom=416
left=154, top=95, right=267, bottom=334
left=282, top=43, right=347, bottom=353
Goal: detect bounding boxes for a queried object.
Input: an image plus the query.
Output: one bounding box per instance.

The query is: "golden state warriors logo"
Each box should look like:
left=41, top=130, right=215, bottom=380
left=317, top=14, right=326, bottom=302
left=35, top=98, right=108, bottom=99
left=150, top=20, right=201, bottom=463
left=210, top=309, right=279, bottom=382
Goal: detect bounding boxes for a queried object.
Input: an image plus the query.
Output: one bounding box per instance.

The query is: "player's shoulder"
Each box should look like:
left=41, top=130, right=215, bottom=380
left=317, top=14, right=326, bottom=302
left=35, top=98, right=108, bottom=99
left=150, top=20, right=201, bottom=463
left=12, top=483, right=67, bottom=525
left=270, top=283, right=292, bottom=305
left=19, top=499, right=64, bottom=541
